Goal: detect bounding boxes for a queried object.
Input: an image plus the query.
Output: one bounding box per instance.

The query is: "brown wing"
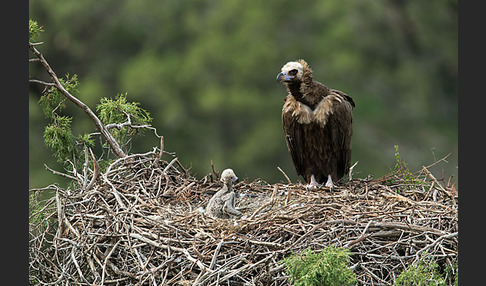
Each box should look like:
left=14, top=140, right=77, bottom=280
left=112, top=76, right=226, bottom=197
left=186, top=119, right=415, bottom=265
left=315, top=95, right=353, bottom=181
left=282, top=103, right=308, bottom=180
left=331, top=89, right=355, bottom=108
left=282, top=92, right=353, bottom=184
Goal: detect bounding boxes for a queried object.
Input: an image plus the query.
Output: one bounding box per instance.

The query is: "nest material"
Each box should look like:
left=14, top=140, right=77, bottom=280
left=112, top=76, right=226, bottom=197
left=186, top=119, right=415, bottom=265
left=29, top=150, right=458, bottom=285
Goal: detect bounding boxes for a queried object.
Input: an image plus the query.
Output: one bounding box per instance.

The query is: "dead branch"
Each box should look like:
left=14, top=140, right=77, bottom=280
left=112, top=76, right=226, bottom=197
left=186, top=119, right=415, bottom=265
left=277, top=166, right=292, bottom=184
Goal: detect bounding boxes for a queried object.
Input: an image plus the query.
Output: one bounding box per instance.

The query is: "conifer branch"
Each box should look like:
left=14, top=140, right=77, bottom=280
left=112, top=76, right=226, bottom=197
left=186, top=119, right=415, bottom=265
left=29, top=42, right=127, bottom=159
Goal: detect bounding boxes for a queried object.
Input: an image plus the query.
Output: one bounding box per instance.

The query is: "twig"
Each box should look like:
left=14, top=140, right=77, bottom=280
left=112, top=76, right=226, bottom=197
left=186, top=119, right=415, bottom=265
left=284, top=186, right=292, bottom=206
left=163, top=157, right=179, bottom=173
left=249, top=186, right=277, bottom=219
left=210, top=239, right=224, bottom=270
left=101, top=240, right=121, bottom=285
left=349, top=161, right=359, bottom=181
left=129, top=233, right=212, bottom=274
left=423, top=153, right=451, bottom=170
left=29, top=79, right=55, bottom=86
left=218, top=253, right=274, bottom=283
left=153, top=136, right=164, bottom=166
left=85, top=148, right=100, bottom=191
left=44, top=164, right=77, bottom=181
left=71, top=250, right=90, bottom=284
left=105, top=150, right=157, bottom=175
left=422, top=166, right=456, bottom=204
left=345, top=220, right=372, bottom=248
left=414, top=232, right=458, bottom=261
left=277, top=166, right=292, bottom=184
left=101, top=173, right=127, bottom=209
left=211, top=160, right=219, bottom=180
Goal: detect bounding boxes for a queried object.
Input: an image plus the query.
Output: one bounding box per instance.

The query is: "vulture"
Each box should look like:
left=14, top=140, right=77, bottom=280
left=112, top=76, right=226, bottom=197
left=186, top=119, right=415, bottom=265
left=206, top=169, right=242, bottom=219
left=276, top=59, right=355, bottom=189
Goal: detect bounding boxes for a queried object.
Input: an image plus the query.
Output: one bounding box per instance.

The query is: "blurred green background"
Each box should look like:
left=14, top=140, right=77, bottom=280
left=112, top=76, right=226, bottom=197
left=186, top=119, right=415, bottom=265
left=29, top=0, right=458, bottom=188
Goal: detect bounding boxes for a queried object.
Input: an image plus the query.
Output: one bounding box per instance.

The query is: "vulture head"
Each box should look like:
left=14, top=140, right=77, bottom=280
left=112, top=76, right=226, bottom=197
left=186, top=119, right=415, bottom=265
left=276, top=61, right=304, bottom=83
left=220, top=169, right=238, bottom=184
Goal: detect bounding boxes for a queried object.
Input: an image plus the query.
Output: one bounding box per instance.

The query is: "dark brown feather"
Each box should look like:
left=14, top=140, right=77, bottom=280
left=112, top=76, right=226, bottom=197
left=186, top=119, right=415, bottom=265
left=280, top=60, right=354, bottom=184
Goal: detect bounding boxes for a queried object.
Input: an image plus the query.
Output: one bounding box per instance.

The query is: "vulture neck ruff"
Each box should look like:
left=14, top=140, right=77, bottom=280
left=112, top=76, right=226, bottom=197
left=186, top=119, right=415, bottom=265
left=284, top=61, right=331, bottom=110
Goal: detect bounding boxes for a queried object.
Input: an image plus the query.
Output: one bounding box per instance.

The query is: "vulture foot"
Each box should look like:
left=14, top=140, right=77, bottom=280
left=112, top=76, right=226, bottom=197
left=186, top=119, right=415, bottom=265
left=305, top=175, right=320, bottom=190
left=324, top=175, right=336, bottom=191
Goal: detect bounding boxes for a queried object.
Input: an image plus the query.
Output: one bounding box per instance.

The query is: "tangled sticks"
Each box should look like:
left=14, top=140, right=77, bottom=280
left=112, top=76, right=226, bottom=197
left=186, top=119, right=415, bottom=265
left=29, top=150, right=457, bottom=285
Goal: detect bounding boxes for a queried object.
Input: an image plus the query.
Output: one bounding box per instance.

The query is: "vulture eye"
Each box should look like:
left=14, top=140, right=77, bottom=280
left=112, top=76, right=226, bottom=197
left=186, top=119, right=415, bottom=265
left=288, top=69, right=298, bottom=76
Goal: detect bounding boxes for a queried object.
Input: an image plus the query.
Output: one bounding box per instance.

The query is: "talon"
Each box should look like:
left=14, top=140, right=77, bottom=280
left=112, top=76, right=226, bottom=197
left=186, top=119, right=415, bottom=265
left=305, top=175, right=319, bottom=190
left=324, top=175, right=336, bottom=191
left=305, top=183, right=318, bottom=190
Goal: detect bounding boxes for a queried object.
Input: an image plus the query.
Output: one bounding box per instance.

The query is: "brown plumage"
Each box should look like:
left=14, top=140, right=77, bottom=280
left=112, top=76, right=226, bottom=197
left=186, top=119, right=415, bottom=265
left=276, top=59, right=355, bottom=188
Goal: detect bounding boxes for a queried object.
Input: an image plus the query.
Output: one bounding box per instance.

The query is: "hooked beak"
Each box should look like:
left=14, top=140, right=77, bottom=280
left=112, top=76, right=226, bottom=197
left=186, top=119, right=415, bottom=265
left=221, top=175, right=239, bottom=184
left=276, top=71, right=294, bottom=83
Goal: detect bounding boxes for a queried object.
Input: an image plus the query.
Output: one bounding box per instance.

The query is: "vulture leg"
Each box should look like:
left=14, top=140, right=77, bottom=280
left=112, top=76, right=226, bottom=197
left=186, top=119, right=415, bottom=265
left=324, top=175, right=336, bottom=190
left=223, top=198, right=242, bottom=217
left=305, top=175, right=319, bottom=190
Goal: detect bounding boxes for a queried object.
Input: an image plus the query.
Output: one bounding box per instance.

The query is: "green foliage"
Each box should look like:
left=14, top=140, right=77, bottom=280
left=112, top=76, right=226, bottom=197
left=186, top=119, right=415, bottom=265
left=386, top=145, right=426, bottom=188
left=38, top=74, right=79, bottom=119
left=77, top=133, right=95, bottom=149
left=38, top=74, right=81, bottom=164
left=281, top=246, right=357, bottom=286
left=445, top=262, right=459, bottom=286
left=44, top=115, right=75, bottom=163
left=394, top=255, right=458, bottom=286
left=96, top=93, right=153, bottom=148
left=29, top=19, right=43, bottom=42
left=394, top=145, right=405, bottom=171
left=393, top=145, right=413, bottom=178
left=31, top=26, right=152, bottom=168
left=41, top=89, right=153, bottom=165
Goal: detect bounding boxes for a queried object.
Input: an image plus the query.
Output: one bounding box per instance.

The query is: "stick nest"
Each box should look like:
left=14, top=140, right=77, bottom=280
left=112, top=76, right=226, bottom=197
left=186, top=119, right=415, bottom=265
left=29, top=150, right=458, bottom=285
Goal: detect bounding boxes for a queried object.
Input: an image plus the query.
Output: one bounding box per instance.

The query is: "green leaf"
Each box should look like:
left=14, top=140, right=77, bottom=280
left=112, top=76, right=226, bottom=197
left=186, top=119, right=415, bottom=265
left=29, top=19, right=44, bottom=42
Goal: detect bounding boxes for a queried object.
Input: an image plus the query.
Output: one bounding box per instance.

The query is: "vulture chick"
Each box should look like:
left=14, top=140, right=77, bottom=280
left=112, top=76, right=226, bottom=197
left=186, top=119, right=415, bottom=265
left=206, top=169, right=242, bottom=219
left=276, top=59, right=355, bottom=189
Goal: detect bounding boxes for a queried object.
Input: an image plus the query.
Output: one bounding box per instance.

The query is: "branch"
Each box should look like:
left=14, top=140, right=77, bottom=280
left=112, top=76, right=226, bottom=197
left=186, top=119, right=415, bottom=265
left=85, top=148, right=100, bottom=191
left=277, top=166, right=292, bottom=184
left=129, top=233, right=212, bottom=274
left=29, top=79, right=55, bottom=86
left=29, top=42, right=126, bottom=159
left=153, top=136, right=164, bottom=166
left=422, top=166, right=456, bottom=203
left=44, top=164, right=77, bottom=181
left=105, top=122, right=153, bottom=131
left=414, top=232, right=458, bottom=261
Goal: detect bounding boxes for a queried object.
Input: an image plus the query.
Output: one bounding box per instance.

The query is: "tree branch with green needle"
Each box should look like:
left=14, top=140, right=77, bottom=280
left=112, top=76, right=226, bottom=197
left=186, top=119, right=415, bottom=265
left=29, top=41, right=127, bottom=159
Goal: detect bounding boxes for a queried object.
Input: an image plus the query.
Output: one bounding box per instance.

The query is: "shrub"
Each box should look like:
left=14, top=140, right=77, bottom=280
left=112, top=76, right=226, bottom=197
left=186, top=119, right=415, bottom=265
left=281, top=246, right=357, bottom=286
left=394, top=255, right=458, bottom=286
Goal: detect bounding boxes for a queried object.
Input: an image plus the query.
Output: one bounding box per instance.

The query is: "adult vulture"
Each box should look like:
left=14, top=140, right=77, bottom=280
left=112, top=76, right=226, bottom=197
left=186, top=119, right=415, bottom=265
left=276, top=59, right=355, bottom=189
